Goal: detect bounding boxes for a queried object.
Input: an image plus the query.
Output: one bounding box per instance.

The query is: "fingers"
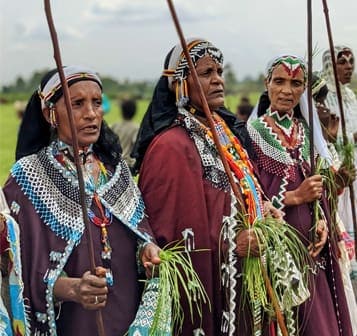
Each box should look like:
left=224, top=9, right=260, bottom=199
left=308, top=221, right=328, bottom=258
left=235, top=229, right=261, bottom=257
left=78, top=271, right=108, bottom=310
left=141, top=243, right=161, bottom=266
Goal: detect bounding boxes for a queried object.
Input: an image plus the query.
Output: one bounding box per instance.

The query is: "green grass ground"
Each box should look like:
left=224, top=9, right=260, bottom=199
left=0, top=94, right=257, bottom=185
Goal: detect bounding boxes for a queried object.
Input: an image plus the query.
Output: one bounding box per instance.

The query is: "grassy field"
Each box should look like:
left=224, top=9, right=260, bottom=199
left=0, top=94, right=256, bottom=186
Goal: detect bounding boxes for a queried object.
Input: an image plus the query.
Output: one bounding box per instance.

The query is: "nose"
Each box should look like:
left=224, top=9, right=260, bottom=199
left=212, top=70, right=224, bottom=85
left=83, top=103, right=97, bottom=119
left=281, top=83, right=293, bottom=94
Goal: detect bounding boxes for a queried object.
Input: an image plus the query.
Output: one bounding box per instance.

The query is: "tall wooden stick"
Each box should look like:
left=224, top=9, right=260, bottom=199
left=166, top=1, right=288, bottom=335
left=322, top=0, right=357, bottom=258
left=43, top=1, right=106, bottom=335
left=307, top=0, right=315, bottom=174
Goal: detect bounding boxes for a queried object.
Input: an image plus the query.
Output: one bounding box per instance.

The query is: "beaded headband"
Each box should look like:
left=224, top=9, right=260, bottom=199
left=38, top=65, right=102, bottom=109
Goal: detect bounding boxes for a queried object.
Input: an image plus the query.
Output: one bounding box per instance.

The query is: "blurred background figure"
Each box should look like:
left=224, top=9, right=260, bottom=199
left=312, top=72, right=357, bottom=335
left=14, top=101, right=26, bottom=120
left=236, top=95, right=253, bottom=122
left=111, top=98, right=139, bottom=170
left=322, top=45, right=357, bottom=280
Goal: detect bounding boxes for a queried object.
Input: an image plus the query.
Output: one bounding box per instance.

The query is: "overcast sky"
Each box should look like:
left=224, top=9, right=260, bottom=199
left=1, top=0, right=356, bottom=86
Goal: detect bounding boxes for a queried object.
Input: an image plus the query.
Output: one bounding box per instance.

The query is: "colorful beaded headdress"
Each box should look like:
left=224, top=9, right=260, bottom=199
left=38, top=65, right=102, bottom=109
left=162, top=38, right=223, bottom=107
left=265, top=55, right=307, bottom=83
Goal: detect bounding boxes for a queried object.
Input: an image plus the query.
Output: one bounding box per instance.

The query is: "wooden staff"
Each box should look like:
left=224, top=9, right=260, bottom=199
left=166, top=1, right=288, bottom=335
left=307, top=0, right=315, bottom=174
left=43, top=1, right=106, bottom=335
left=322, top=0, right=357, bottom=258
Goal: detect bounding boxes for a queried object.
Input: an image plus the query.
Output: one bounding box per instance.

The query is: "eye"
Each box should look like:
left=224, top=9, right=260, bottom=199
left=93, top=99, right=102, bottom=108
left=273, top=78, right=283, bottom=85
left=72, top=100, right=83, bottom=108
left=292, top=80, right=303, bottom=87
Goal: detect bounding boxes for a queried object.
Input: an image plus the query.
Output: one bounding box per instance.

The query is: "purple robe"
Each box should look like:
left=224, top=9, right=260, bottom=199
left=3, top=153, right=153, bottom=336
left=248, top=117, right=353, bottom=336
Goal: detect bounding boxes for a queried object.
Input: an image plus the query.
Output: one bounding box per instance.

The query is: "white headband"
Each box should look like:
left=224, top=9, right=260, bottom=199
left=38, top=65, right=102, bottom=109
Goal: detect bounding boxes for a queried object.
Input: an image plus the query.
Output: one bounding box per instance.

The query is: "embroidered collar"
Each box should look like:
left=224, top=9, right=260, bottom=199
left=56, top=140, right=93, bottom=164
left=267, top=108, right=294, bottom=126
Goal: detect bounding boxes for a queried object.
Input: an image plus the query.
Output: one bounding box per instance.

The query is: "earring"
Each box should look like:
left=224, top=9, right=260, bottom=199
left=49, top=104, right=58, bottom=128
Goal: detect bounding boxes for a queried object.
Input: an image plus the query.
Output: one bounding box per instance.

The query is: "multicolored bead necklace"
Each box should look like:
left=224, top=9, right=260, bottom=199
left=207, top=114, right=264, bottom=224
left=53, top=140, right=114, bottom=285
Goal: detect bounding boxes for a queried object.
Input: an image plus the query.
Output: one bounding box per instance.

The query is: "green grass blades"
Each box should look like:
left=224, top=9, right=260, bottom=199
left=150, top=241, right=210, bottom=336
left=242, top=217, right=311, bottom=326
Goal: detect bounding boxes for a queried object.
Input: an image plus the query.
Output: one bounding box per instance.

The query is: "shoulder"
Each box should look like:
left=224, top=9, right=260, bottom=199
left=146, top=126, right=195, bottom=154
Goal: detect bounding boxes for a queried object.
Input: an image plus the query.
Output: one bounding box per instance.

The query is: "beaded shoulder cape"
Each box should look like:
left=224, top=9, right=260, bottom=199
left=11, top=143, right=150, bottom=245
left=247, top=111, right=310, bottom=182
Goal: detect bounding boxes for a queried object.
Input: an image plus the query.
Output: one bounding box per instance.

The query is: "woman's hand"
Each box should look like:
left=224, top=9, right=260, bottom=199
left=235, top=229, right=261, bottom=257
left=336, top=165, right=357, bottom=189
left=54, top=266, right=108, bottom=310
left=284, top=175, right=323, bottom=205
left=308, top=220, right=328, bottom=258
left=263, top=201, right=284, bottom=220
left=140, top=242, right=161, bottom=278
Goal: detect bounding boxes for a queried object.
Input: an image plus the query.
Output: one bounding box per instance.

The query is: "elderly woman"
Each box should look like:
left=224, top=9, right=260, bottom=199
left=247, top=55, right=353, bottom=336
left=3, top=66, right=161, bottom=336
left=132, top=38, right=288, bottom=335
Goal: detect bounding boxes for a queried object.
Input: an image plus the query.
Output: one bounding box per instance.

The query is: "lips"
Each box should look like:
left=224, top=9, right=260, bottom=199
left=80, top=124, right=99, bottom=133
left=210, top=89, right=224, bottom=96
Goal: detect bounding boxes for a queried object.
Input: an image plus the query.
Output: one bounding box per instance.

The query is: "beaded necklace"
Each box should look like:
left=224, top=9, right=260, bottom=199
left=53, top=140, right=114, bottom=285
left=207, top=114, right=264, bottom=224
left=268, top=109, right=298, bottom=145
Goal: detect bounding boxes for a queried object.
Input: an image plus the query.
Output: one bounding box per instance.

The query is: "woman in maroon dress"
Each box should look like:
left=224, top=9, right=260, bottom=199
left=247, top=54, right=353, bottom=336
left=132, top=38, right=286, bottom=336
left=3, top=66, right=161, bottom=336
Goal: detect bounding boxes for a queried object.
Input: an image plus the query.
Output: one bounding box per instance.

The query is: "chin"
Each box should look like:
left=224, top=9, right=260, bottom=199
left=79, top=136, right=100, bottom=148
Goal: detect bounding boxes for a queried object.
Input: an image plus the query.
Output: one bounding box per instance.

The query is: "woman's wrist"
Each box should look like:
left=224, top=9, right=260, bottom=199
left=54, top=276, right=81, bottom=303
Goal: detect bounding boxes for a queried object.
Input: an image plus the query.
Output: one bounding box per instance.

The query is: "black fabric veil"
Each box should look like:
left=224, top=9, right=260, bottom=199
left=131, top=46, right=249, bottom=175
left=15, top=68, right=122, bottom=166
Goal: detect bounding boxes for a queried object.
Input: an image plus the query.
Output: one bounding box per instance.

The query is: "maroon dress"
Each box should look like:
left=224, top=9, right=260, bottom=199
left=139, top=124, right=263, bottom=335
left=3, top=148, right=153, bottom=336
left=248, top=114, right=353, bottom=336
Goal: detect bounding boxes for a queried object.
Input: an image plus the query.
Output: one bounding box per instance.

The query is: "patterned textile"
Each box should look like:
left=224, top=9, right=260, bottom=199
left=265, top=55, right=307, bottom=83
left=248, top=109, right=310, bottom=209
left=0, top=215, right=30, bottom=336
left=38, top=66, right=102, bottom=110
left=175, top=108, right=265, bottom=335
left=128, top=277, right=171, bottom=336
left=10, top=143, right=151, bottom=335
left=175, top=108, right=230, bottom=191
left=163, top=39, right=223, bottom=107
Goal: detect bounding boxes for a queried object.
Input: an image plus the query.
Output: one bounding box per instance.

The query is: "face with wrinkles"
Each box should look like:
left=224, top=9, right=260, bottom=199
left=266, top=64, right=305, bottom=114
left=43, top=81, right=103, bottom=148
left=186, top=55, right=225, bottom=111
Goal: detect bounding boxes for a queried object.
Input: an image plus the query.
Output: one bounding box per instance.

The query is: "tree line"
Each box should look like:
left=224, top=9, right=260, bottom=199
left=1, top=63, right=356, bottom=103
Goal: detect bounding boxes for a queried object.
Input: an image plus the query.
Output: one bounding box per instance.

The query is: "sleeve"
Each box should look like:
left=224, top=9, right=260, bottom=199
left=3, top=176, right=65, bottom=332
